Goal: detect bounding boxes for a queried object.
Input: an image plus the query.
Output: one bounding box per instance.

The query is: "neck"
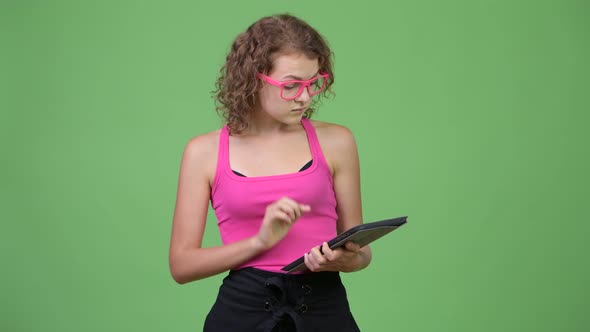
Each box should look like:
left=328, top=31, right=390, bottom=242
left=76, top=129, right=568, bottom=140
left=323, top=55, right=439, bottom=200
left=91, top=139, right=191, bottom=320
left=241, top=112, right=303, bottom=137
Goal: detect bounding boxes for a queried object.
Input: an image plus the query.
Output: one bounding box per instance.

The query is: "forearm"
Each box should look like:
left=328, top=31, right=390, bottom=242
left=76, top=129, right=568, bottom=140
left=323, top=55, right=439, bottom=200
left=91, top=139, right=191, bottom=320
left=169, top=236, right=265, bottom=284
left=341, top=245, right=372, bottom=273
left=354, top=246, right=372, bottom=271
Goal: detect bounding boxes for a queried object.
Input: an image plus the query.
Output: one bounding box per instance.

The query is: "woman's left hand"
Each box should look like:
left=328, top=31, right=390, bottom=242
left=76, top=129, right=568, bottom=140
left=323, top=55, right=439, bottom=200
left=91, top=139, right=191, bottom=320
left=304, top=241, right=363, bottom=272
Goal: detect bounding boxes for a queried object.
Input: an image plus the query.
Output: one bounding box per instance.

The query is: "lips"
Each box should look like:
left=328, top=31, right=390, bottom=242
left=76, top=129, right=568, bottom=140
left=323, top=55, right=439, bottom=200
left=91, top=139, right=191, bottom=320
left=292, top=108, right=305, bottom=112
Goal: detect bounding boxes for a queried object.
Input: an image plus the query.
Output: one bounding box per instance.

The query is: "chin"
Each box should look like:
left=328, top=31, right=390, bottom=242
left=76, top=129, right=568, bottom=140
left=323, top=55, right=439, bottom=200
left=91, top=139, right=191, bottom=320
left=286, top=113, right=305, bottom=124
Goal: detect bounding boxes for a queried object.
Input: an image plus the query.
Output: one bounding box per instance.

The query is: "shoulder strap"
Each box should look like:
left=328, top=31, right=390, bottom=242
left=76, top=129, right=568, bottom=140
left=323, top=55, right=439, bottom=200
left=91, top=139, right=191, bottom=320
left=212, top=125, right=229, bottom=191
left=301, top=118, right=330, bottom=169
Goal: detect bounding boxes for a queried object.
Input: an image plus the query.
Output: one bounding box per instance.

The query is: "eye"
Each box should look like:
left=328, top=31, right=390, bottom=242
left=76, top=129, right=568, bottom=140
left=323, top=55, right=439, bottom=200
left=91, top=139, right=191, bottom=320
left=283, top=84, right=297, bottom=90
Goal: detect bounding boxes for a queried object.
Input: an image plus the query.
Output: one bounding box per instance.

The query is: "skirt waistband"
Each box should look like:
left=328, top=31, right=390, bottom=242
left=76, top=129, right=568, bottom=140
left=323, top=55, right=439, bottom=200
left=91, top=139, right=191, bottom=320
left=229, top=267, right=341, bottom=284
left=213, top=268, right=347, bottom=331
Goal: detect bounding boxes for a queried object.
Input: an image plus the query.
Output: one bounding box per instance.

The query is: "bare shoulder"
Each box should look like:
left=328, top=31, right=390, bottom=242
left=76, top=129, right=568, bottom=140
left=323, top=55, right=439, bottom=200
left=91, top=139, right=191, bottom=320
left=184, top=129, right=221, bottom=156
left=309, top=120, right=358, bottom=172
left=309, top=119, right=357, bottom=151
left=181, top=129, right=222, bottom=185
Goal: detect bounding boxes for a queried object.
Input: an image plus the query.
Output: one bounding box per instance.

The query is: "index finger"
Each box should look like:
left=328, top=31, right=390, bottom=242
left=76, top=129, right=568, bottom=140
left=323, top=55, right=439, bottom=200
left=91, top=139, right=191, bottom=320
left=321, top=242, right=338, bottom=260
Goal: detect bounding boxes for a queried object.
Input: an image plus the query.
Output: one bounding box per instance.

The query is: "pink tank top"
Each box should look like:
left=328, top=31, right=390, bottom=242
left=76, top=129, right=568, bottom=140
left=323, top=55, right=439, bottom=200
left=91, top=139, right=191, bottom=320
left=211, top=118, right=338, bottom=273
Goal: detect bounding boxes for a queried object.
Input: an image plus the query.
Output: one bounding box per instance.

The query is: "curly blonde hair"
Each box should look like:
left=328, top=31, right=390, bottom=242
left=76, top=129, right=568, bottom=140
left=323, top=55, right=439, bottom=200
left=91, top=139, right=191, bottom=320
left=213, top=14, right=335, bottom=134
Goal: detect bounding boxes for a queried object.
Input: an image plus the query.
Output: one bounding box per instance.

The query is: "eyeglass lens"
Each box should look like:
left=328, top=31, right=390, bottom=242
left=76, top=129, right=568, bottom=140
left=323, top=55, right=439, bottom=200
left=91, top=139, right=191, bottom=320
left=281, top=77, right=326, bottom=99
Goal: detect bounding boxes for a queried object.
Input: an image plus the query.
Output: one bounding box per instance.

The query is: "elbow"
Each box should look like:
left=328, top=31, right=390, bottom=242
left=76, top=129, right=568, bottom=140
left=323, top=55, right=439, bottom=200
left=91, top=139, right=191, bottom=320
left=170, top=266, right=195, bottom=285
left=169, top=255, right=206, bottom=284
left=170, top=267, right=206, bottom=284
left=169, top=255, right=190, bottom=285
left=171, top=270, right=188, bottom=285
left=169, top=249, right=210, bottom=284
left=169, top=264, right=186, bottom=284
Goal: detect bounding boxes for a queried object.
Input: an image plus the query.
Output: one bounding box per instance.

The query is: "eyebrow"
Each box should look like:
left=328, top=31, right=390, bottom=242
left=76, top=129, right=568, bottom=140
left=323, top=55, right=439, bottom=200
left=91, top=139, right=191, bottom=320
left=281, top=71, right=320, bottom=80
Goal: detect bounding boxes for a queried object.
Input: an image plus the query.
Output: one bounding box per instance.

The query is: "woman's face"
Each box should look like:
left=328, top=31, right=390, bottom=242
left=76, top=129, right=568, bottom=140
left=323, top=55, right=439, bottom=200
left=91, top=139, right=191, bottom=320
left=256, top=52, right=320, bottom=126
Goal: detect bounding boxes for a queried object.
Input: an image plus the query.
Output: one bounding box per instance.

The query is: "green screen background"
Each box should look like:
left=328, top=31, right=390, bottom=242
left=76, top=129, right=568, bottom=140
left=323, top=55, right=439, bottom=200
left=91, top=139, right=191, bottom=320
left=2, top=0, right=588, bottom=331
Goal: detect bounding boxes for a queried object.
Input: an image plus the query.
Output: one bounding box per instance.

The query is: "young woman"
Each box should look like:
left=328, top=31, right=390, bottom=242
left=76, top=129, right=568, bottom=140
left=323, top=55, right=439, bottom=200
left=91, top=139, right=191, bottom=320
left=169, top=13, right=371, bottom=331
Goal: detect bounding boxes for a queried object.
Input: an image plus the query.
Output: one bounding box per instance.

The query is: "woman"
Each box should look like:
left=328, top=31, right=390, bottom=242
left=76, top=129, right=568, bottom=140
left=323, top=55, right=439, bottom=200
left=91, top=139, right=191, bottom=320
left=169, top=13, right=371, bottom=331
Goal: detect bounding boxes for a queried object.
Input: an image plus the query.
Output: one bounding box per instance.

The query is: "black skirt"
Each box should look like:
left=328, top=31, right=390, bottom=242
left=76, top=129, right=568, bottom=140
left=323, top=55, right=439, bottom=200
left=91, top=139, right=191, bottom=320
left=203, top=268, right=360, bottom=332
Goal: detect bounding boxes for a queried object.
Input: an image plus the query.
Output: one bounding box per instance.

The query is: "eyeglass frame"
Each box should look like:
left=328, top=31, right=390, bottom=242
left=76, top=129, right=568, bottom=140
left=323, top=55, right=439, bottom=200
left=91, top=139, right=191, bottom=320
left=256, top=72, right=330, bottom=100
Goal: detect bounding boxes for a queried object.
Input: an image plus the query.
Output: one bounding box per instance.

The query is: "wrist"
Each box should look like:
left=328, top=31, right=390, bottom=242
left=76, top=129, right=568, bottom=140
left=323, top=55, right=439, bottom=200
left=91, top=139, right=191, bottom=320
left=343, top=249, right=369, bottom=273
left=355, top=248, right=371, bottom=271
left=250, top=235, right=269, bottom=253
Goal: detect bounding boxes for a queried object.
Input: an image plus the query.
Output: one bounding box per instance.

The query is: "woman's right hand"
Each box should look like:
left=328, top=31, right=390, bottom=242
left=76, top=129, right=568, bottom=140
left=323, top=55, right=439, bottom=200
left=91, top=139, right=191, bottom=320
left=255, top=197, right=311, bottom=250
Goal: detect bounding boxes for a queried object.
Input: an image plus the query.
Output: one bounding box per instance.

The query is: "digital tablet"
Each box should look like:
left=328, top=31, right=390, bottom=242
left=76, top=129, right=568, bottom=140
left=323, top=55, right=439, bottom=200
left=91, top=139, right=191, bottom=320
left=281, top=216, right=408, bottom=273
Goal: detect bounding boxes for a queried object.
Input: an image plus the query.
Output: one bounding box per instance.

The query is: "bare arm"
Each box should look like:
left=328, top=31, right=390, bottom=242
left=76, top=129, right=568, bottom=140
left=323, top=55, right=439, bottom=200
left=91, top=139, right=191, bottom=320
left=169, top=134, right=309, bottom=284
left=332, top=125, right=372, bottom=271
left=168, top=135, right=265, bottom=284
left=304, top=123, right=372, bottom=272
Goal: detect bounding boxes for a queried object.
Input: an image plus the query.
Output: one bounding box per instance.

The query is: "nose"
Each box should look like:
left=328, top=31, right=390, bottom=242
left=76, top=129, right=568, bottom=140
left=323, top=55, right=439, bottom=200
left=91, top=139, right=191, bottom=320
left=294, top=86, right=311, bottom=103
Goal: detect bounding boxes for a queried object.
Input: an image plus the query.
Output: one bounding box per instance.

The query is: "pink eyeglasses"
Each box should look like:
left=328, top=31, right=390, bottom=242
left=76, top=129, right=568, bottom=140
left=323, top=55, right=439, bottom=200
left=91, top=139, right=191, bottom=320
left=256, top=73, right=330, bottom=100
